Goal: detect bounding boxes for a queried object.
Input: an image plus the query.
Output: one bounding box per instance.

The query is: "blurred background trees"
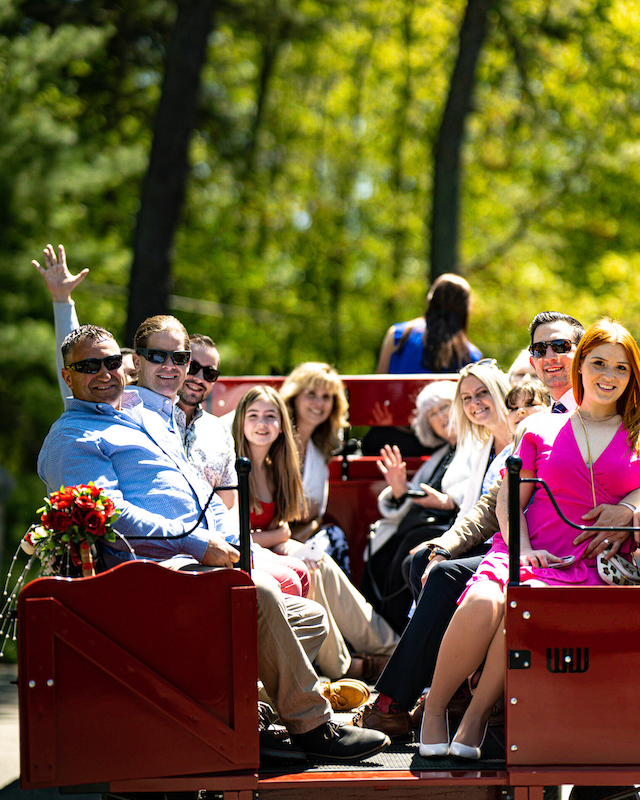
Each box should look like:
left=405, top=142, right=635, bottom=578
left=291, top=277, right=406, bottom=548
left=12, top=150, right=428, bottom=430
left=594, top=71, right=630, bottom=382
left=2, top=0, right=640, bottom=564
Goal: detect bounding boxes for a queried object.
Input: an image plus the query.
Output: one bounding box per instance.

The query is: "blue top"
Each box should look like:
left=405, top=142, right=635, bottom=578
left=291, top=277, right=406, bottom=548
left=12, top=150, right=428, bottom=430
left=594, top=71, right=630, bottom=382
left=388, top=319, right=482, bottom=374
left=37, top=388, right=238, bottom=566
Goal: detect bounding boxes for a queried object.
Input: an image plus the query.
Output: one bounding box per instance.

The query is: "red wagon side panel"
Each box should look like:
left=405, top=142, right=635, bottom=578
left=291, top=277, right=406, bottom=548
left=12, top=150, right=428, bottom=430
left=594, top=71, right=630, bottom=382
left=17, top=561, right=259, bottom=789
left=505, top=585, right=640, bottom=768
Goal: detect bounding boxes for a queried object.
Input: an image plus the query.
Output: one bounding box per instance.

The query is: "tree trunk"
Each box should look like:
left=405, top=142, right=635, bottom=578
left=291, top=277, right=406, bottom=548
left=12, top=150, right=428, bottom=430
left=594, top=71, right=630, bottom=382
left=429, top=0, right=493, bottom=282
left=125, top=0, right=218, bottom=345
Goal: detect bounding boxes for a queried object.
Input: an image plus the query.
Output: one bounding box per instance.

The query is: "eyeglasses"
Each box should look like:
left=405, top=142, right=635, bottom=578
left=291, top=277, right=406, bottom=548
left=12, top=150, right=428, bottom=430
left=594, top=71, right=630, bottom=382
left=427, top=402, right=451, bottom=421
left=188, top=359, right=220, bottom=383
left=529, top=339, right=573, bottom=359
left=66, top=354, right=123, bottom=374
left=135, top=347, right=191, bottom=366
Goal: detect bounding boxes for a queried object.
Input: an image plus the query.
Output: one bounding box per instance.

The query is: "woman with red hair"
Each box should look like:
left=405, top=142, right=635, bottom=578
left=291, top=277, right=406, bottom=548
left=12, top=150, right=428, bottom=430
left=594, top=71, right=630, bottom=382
left=419, top=317, right=640, bottom=761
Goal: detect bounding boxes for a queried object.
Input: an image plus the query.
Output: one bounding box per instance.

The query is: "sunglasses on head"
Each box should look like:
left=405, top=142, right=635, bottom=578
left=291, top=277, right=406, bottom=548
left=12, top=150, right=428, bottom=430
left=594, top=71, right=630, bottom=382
left=528, top=339, right=573, bottom=359
left=66, top=354, right=123, bottom=374
left=135, top=347, right=191, bottom=366
left=188, top=359, right=220, bottom=383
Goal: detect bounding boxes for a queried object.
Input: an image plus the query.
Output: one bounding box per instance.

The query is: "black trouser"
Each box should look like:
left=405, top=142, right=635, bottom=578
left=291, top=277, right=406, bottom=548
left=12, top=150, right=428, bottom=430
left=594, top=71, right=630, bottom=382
left=375, top=544, right=489, bottom=710
left=361, top=525, right=450, bottom=634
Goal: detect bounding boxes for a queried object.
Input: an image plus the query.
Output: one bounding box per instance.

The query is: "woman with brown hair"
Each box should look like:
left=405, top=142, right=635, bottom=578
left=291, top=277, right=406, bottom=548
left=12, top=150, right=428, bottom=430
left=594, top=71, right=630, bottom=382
left=376, top=273, right=482, bottom=375
left=279, top=362, right=350, bottom=571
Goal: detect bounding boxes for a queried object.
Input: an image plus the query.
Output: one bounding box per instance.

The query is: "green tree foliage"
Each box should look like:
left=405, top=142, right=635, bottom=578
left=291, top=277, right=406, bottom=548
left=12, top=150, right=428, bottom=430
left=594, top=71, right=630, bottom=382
left=1, top=0, right=640, bottom=563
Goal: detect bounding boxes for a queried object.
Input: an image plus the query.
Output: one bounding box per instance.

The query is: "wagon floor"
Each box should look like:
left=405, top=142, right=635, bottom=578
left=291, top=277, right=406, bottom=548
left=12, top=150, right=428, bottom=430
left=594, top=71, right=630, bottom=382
left=259, top=719, right=506, bottom=775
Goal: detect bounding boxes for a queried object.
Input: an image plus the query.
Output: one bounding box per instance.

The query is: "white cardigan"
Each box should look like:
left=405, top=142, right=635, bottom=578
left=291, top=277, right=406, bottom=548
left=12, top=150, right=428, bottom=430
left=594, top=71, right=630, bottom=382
left=452, top=435, right=494, bottom=525
left=302, top=438, right=329, bottom=518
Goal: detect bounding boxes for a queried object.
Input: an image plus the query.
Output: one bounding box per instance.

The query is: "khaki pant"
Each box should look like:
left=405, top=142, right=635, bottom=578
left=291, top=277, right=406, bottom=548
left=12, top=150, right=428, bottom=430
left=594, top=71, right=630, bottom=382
left=254, top=570, right=332, bottom=734
left=308, top=555, right=399, bottom=680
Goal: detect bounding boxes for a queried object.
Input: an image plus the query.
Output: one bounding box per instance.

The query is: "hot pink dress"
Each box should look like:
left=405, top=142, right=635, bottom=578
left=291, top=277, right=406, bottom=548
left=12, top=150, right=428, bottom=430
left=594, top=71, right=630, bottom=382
left=462, top=413, right=640, bottom=595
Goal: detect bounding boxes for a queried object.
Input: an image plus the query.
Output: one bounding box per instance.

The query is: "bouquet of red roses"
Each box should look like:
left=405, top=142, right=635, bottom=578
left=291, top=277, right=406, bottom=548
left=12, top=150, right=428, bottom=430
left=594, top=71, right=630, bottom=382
left=22, top=483, right=121, bottom=576
left=1, top=484, right=121, bottom=657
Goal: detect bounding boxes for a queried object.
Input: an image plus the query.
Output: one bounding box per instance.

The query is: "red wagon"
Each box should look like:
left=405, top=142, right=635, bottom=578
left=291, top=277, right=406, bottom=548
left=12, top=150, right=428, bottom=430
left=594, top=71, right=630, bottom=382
left=14, top=376, right=640, bottom=800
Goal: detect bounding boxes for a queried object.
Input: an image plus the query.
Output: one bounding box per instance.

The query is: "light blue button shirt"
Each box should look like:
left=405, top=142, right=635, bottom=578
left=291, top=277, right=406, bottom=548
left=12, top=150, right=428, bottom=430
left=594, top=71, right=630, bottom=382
left=38, top=389, right=238, bottom=565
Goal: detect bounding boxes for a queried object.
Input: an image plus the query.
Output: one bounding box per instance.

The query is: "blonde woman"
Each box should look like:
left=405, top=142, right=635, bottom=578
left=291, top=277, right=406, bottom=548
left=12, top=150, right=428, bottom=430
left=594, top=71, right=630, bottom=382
left=280, top=362, right=349, bottom=568
left=447, top=360, right=513, bottom=524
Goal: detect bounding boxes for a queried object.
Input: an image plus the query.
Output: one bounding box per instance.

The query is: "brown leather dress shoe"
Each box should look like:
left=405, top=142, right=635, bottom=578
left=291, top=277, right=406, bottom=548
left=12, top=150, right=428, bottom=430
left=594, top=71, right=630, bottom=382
left=321, top=679, right=371, bottom=711
left=350, top=702, right=413, bottom=738
left=344, top=654, right=390, bottom=682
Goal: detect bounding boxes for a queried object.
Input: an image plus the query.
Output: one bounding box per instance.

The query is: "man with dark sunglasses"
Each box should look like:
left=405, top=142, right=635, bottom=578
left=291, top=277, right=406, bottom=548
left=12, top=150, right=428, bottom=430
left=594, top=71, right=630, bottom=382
left=35, top=248, right=236, bottom=512
left=132, top=314, right=192, bottom=405
left=527, top=311, right=585, bottom=413
left=174, top=334, right=238, bottom=510
left=132, top=321, right=238, bottom=512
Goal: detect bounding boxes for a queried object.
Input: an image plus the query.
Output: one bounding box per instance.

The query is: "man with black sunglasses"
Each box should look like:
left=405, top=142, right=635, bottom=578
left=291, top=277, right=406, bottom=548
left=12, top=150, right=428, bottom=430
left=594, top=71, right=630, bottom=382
left=33, top=242, right=140, bottom=396
left=527, top=311, right=585, bottom=413
left=36, top=251, right=236, bottom=512
left=174, top=334, right=238, bottom=510
left=132, top=320, right=238, bottom=512
left=133, top=314, right=193, bottom=406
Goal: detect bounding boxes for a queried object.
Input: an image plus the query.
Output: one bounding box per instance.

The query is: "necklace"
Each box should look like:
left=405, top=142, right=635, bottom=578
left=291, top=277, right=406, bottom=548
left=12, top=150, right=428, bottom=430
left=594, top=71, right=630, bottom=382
left=292, top=425, right=307, bottom=469
left=576, top=410, right=618, bottom=422
left=575, top=409, right=598, bottom=509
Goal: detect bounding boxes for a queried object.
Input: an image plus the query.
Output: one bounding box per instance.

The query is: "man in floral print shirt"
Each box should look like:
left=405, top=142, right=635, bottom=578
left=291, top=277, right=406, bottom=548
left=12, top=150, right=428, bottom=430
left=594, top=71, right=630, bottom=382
left=173, top=334, right=238, bottom=511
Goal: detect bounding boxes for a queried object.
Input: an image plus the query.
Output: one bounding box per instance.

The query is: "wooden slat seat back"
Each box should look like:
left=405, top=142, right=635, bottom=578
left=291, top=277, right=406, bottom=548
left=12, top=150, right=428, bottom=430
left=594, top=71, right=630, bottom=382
left=505, top=584, right=640, bottom=769
left=205, top=375, right=456, bottom=583
left=205, top=374, right=457, bottom=427
left=18, top=560, right=259, bottom=790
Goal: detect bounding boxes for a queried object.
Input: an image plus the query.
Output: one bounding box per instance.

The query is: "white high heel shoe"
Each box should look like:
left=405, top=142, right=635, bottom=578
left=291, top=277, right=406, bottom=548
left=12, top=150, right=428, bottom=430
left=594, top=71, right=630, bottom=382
left=449, top=722, right=488, bottom=760
left=418, top=710, right=449, bottom=758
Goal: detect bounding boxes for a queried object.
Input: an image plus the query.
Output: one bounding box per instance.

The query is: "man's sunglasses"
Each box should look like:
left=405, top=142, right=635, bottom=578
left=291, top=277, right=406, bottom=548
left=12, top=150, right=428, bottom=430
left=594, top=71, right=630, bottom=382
left=528, top=339, right=574, bottom=359
left=66, top=354, right=123, bottom=374
left=135, top=347, right=191, bottom=366
left=188, top=360, right=220, bottom=383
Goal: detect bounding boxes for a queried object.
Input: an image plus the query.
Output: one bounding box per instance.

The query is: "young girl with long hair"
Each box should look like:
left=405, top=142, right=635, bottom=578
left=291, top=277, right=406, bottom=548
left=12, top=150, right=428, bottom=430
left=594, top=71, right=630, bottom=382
left=235, top=380, right=398, bottom=681
left=231, top=386, right=312, bottom=597
left=232, top=385, right=307, bottom=548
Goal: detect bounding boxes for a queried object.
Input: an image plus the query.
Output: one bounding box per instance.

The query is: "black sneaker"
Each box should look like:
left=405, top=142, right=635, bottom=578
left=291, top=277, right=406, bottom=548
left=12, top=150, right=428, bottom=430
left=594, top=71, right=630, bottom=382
left=259, top=702, right=306, bottom=763
left=291, top=720, right=390, bottom=761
